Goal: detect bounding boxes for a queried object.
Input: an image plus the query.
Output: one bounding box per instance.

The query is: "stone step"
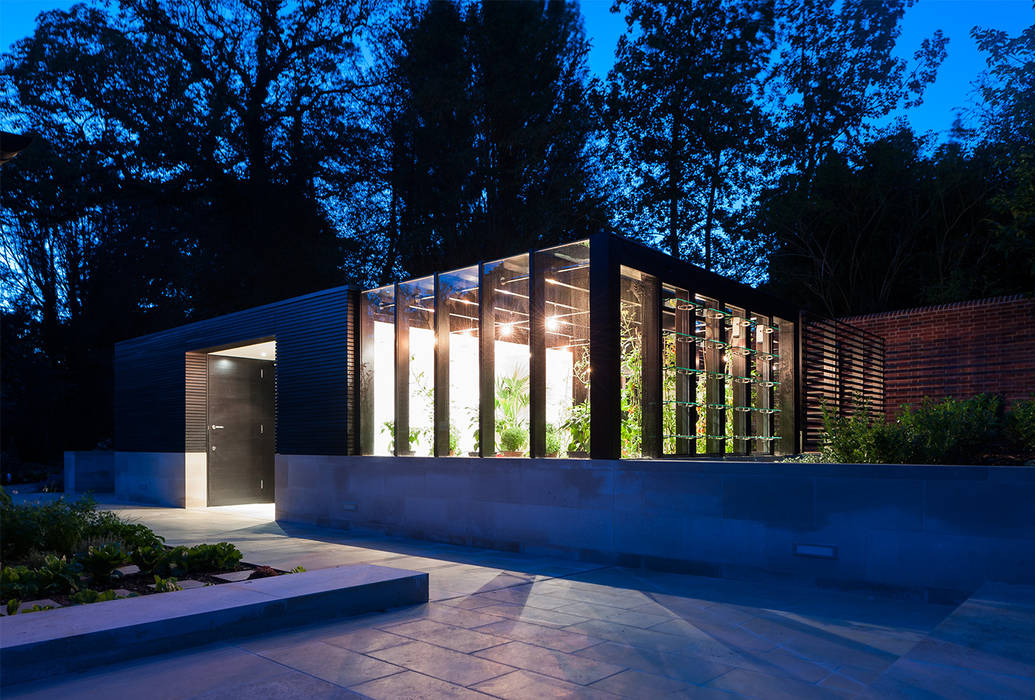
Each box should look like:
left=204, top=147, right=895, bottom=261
left=0, top=564, right=428, bottom=687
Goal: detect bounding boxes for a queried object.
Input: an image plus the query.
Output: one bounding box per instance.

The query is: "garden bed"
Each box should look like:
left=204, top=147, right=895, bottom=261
left=0, top=490, right=302, bottom=616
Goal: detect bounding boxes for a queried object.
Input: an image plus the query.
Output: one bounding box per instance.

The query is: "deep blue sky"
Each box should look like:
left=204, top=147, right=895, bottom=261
left=3, top=0, right=1031, bottom=138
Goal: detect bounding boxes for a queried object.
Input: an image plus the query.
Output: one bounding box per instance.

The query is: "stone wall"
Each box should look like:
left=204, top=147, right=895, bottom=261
left=64, top=451, right=115, bottom=494
left=842, top=295, right=1035, bottom=416
left=276, top=455, right=1035, bottom=598
left=114, top=452, right=189, bottom=507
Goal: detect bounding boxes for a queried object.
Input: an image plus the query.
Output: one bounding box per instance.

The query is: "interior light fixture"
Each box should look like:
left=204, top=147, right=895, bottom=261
left=501, top=323, right=513, bottom=337
left=546, top=316, right=560, bottom=331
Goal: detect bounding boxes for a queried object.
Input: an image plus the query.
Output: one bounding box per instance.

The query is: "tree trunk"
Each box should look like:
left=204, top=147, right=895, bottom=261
left=667, top=110, right=683, bottom=259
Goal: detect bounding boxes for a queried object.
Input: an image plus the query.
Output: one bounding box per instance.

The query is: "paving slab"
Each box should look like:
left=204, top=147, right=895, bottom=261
left=8, top=496, right=1013, bottom=699
left=473, top=669, right=621, bottom=699
left=474, top=640, right=625, bottom=685
left=367, top=640, right=515, bottom=686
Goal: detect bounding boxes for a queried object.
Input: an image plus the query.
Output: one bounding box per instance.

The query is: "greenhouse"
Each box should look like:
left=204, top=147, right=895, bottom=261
left=358, top=233, right=798, bottom=460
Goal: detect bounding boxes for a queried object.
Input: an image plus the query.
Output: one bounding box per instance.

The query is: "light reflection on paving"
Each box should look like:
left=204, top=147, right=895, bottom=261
left=5, top=496, right=1034, bottom=699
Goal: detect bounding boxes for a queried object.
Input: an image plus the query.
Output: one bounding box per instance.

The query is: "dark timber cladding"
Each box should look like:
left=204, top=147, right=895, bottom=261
left=801, top=314, right=885, bottom=451
left=114, top=286, right=353, bottom=455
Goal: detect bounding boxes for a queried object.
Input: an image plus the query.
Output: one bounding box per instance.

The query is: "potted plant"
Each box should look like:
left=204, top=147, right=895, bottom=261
left=545, top=423, right=562, bottom=457
left=449, top=424, right=459, bottom=456
left=499, top=427, right=528, bottom=457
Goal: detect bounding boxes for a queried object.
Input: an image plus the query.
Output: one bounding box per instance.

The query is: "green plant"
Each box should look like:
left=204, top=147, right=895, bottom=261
left=382, top=420, right=422, bottom=454
left=154, top=546, right=191, bottom=577
left=620, top=306, right=642, bottom=457
left=71, top=589, right=120, bottom=605
left=34, top=555, right=82, bottom=595
left=0, top=566, right=39, bottom=600
left=6, top=599, right=20, bottom=616
left=820, top=394, right=1004, bottom=465
left=131, top=544, right=167, bottom=574
left=499, top=427, right=528, bottom=453
left=288, top=565, right=306, bottom=574
left=449, top=424, right=459, bottom=454
left=19, top=603, right=55, bottom=614
left=896, top=394, right=1001, bottom=464
left=562, top=401, right=591, bottom=455
left=152, top=575, right=182, bottom=592
left=545, top=423, right=562, bottom=455
left=495, top=372, right=530, bottom=433
left=1005, top=396, right=1035, bottom=452
left=77, top=543, right=127, bottom=584
left=185, top=542, right=243, bottom=573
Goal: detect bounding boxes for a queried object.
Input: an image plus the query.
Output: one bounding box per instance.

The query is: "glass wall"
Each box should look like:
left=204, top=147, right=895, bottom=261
left=537, top=241, right=591, bottom=457
left=483, top=254, right=530, bottom=456
left=439, top=266, right=479, bottom=456
left=398, top=276, right=435, bottom=456
left=358, top=234, right=798, bottom=459
left=359, top=285, right=395, bottom=455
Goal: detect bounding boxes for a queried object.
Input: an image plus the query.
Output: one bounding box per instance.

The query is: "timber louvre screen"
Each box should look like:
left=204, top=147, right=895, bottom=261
left=801, top=314, right=885, bottom=451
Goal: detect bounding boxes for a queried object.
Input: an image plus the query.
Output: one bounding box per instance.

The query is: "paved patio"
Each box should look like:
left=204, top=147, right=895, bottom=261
left=5, top=498, right=1035, bottom=698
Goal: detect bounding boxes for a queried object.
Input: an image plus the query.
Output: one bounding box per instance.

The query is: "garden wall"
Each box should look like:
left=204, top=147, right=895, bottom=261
left=276, top=455, right=1035, bottom=598
left=63, top=451, right=114, bottom=494
left=842, top=295, right=1035, bottom=417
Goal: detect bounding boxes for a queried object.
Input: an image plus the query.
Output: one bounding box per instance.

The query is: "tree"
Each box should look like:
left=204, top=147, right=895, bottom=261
left=354, top=0, right=607, bottom=282
left=760, top=128, right=1028, bottom=316
left=970, top=20, right=1035, bottom=283
left=606, top=0, right=774, bottom=276
left=767, top=0, right=947, bottom=189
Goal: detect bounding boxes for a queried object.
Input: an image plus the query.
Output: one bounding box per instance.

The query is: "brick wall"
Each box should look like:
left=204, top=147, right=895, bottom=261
left=842, top=295, right=1035, bottom=416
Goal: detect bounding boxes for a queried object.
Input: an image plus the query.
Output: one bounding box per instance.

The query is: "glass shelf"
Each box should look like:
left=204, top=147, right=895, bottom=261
left=664, top=365, right=733, bottom=380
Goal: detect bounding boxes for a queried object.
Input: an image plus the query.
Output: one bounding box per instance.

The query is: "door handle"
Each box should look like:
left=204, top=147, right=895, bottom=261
left=211, top=425, right=224, bottom=429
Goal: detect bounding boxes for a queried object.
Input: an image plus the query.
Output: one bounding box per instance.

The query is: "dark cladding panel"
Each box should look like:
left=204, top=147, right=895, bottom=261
left=115, top=286, right=353, bottom=456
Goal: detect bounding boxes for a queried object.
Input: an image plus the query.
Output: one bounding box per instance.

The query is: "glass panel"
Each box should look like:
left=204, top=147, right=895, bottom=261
left=726, top=305, right=749, bottom=454
left=484, top=253, right=530, bottom=456
left=699, top=295, right=725, bottom=454
left=774, top=316, right=796, bottom=455
left=620, top=266, right=654, bottom=458
left=360, top=285, right=395, bottom=455
left=398, top=276, right=435, bottom=456
left=751, top=313, right=775, bottom=454
left=440, top=266, right=479, bottom=456
left=538, top=241, right=591, bottom=457
left=662, top=284, right=698, bottom=455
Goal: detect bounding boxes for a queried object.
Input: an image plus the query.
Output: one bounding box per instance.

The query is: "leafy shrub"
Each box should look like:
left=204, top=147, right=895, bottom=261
left=153, top=546, right=191, bottom=578
left=6, top=599, right=20, bottom=616
left=131, top=544, right=168, bottom=574
left=820, top=402, right=904, bottom=464
left=0, top=492, right=165, bottom=564
left=545, top=424, right=562, bottom=455
left=499, top=427, right=528, bottom=453
left=184, top=542, right=243, bottom=573
left=71, top=589, right=120, bottom=605
left=288, top=565, right=306, bottom=574
left=76, top=544, right=127, bottom=584
left=820, top=394, right=1004, bottom=465
left=897, top=395, right=1001, bottom=464
left=1005, top=397, right=1035, bottom=452
left=0, top=566, right=39, bottom=600
left=33, top=555, right=82, bottom=595
left=152, top=575, right=182, bottom=592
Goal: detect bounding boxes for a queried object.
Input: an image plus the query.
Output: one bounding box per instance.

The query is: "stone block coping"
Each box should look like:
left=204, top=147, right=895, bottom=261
left=0, top=564, right=428, bottom=687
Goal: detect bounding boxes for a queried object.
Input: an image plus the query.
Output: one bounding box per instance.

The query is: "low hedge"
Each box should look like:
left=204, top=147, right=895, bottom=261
left=818, top=394, right=1035, bottom=464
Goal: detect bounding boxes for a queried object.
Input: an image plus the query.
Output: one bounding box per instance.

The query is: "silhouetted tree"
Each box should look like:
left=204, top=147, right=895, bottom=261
left=605, top=0, right=774, bottom=277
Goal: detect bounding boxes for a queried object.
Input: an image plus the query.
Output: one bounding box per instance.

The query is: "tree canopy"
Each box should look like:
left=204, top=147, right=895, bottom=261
left=1, top=0, right=1032, bottom=464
